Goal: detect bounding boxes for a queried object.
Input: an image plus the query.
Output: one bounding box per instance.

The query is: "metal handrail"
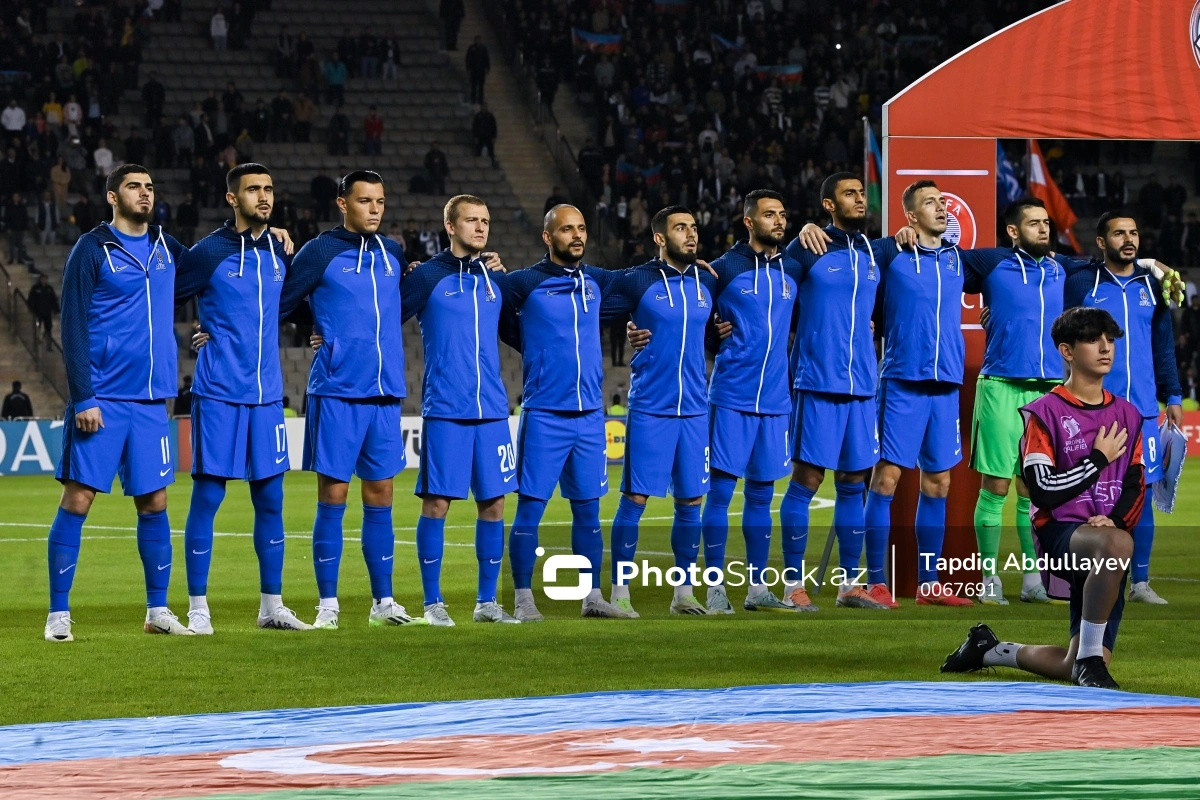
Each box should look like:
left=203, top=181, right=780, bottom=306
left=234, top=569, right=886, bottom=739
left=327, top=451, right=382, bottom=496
left=10, top=286, right=69, bottom=402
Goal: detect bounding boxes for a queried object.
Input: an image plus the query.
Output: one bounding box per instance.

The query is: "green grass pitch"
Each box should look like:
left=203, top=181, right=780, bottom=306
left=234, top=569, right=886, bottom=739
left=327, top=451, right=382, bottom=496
left=2, top=465, right=1197, bottom=725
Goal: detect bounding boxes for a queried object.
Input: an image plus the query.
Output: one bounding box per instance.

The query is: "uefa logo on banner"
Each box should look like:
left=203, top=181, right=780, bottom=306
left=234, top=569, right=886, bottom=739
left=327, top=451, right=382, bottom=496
left=942, top=192, right=977, bottom=248
left=1192, top=0, right=1200, bottom=68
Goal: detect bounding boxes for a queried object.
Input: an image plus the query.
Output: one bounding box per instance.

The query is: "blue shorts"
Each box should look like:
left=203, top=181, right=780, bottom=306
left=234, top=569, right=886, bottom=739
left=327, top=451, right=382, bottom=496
left=418, top=417, right=517, bottom=500
left=1036, top=521, right=1128, bottom=652
left=877, top=379, right=962, bottom=473
left=1142, top=417, right=1163, bottom=485
left=192, top=396, right=288, bottom=481
left=621, top=411, right=710, bottom=498
left=709, top=405, right=790, bottom=482
left=303, top=395, right=405, bottom=483
left=516, top=408, right=607, bottom=501
left=56, top=399, right=173, bottom=496
left=790, top=390, right=879, bottom=473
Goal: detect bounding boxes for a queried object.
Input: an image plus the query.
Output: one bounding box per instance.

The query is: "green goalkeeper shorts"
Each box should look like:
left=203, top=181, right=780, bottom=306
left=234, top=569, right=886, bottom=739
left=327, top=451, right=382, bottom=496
left=969, top=375, right=1061, bottom=479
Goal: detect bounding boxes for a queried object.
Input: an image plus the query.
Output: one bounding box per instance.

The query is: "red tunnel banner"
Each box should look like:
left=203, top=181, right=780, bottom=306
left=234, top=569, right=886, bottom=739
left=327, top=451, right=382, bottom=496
left=886, top=0, right=1200, bottom=141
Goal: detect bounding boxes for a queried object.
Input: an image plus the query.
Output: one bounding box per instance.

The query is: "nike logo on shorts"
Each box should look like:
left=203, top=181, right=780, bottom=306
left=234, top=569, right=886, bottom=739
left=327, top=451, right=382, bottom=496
left=160, top=468, right=172, bottom=476
left=600, top=478, right=608, bottom=487
left=275, top=455, right=287, bottom=464
left=702, top=476, right=709, bottom=483
left=504, top=474, right=514, bottom=482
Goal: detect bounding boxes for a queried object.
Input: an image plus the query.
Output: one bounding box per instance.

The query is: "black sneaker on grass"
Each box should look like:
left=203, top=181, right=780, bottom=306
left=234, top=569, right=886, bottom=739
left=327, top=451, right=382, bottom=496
left=940, top=623, right=1000, bottom=673
left=1071, top=656, right=1120, bottom=690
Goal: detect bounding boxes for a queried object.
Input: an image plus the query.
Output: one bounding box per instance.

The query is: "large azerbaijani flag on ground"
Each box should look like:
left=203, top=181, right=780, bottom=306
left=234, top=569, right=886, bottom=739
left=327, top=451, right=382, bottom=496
left=4, top=682, right=1200, bottom=799
left=864, top=119, right=882, bottom=217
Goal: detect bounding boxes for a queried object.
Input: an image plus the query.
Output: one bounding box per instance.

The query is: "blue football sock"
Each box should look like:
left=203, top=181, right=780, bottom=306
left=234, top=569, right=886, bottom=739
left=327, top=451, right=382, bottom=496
left=833, top=481, right=867, bottom=575
left=361, top=504, right=395, bottom=601
left=1132, top=501, right=1154, bottom=583
left=47, top=507, right=85, bottom=613
left=509, top=495, right=547, bottom=590
left=864, top=490, right=893, bottom=585
left=249, top=475, right=285, bottom=595
left=416, top=515, right=445, bottom=605
left=183, top=476, right=226, bottom=596
left=779, top=480, right=816, bottom=578
left=312, top=502, right=345, bottom=600
left=701, top=472, right=736, bottom=572
left=475, top=518, right=504, bottom=603
left=742, top=479, right=774, bottom=578
left=570, top=499, right=603, bottom=590
left=916, top=493, right=948, bottom=584
left=671, top=502, right=703, bottom=582
left=136, top=509, right=172, bottom=608
left=610, top=495, right=645, bottom=585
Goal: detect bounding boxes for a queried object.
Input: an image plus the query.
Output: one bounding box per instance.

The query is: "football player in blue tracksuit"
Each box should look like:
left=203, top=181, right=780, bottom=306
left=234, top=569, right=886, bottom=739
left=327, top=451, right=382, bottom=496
left=278, top=170, right=418, bottom=630
left=859, top=180, right=975, bottom=608
left=175, top=163, right=311, bottom=634
left=402, top=194, right=520, bottom=627
left=501, top=205, right=632, bottom=621
left=698, top=190, right=804, bottom=614
left=600, top=206, right=717, bottom=618
left=1064, top=212, right=1182, bottom=606
left=46, top=164, right=192, bottom=642
left=783, top=173, right=904, bottom=611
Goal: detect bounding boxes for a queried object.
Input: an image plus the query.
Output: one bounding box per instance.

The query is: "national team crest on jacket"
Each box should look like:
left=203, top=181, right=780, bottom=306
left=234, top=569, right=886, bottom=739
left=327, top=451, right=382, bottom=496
left=1139, top=286, right=1152, bottom=307
left=273, top=258, right=284, bottom=281
left=697, top=291, right=709, bottom=308
left=585, top=282, right=596, bottom=302
left=155, top=249, right=166, bottom=270
left=485, top=280, right=497, bottom=302
left=383, top=258, right=395, bottom=278
left=782, top=279, right=791, bottom=299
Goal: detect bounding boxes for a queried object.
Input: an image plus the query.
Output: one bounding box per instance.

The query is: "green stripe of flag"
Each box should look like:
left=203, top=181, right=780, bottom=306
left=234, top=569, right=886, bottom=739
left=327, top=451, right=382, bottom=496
left=176, top=746, right=1200, bottom=800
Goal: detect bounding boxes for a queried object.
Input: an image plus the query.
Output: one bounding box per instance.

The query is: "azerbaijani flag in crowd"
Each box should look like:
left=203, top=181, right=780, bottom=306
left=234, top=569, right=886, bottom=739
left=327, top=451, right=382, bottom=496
left=572, top=28, right=622, bottom=53
left=864, top=119, right=882, bottom=217
left=755, top=64, right=804, bottom=84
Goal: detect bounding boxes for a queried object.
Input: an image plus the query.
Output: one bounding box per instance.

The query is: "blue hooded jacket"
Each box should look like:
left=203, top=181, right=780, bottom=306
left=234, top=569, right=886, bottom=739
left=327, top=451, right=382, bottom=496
left=178, top=222, right=289, bottom=406
left=960, top=247, right=1072, bottom=381
left=599, top=259, right=716, bottom=417
left=499, top=257, right=619, bottom=413
left=280, top=226, right=407, bottom=400
left=707, top=242, right=799, bottom=415
left=1064, top=262, right=1182, bottom=417
left=402, top=249, right=509, bottom=420
left=785, top=226, right=898, bottom=397
left=879, top=240, right=966, bottom=384
left=61, top=222, right=186, bottom=411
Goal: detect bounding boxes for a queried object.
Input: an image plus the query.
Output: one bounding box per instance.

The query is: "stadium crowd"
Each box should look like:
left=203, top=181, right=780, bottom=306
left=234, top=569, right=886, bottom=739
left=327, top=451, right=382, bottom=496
left=497, top=0, right=1060, bottom=256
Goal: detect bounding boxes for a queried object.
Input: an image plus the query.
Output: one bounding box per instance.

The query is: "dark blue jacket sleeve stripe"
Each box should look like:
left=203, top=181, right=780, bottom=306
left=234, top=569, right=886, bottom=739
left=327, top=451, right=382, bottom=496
left=61, top=235, right=101, bottom=405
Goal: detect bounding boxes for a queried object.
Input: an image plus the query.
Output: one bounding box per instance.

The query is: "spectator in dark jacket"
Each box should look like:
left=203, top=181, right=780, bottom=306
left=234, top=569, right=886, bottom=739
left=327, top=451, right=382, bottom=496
left=27, top=273, right=59, bottom=341
left=424, top=143, right=449, bottom=195
left=1, top=381, right=33, bottom=419
left=465, top=36, right=490, bottom=104
left=176, top=192, right=199, bottom=246
left=472, top=104, right=497, bottom=166
left=5, top=192, right=30, bottom=265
